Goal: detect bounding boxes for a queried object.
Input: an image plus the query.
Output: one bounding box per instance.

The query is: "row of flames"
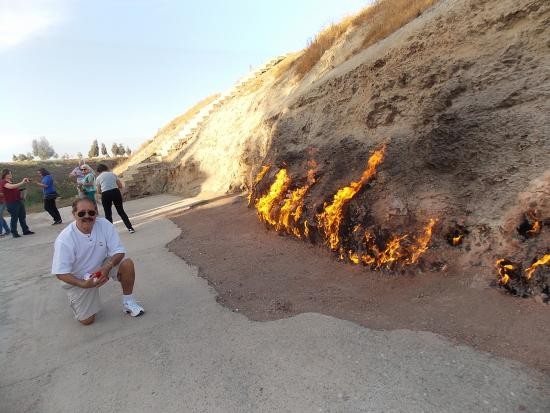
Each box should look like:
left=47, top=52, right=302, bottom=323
left=249, top=146, right=437, bottom=269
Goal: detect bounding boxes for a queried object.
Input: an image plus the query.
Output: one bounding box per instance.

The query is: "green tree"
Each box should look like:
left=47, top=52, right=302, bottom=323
left=77, top=152, right=83, bottom=159
left=32, top=136, right=56, bottom=160
left=126, top=146, right=132, bottom=156
left=101, top=143, right=109, bottom=157
left=88, top=139, right=99, bottom=158
left=12, top=154, right=17, bottom=161
left=118, top=143, right=125, bottom=156
left=111, top=143, right=120, bottom=156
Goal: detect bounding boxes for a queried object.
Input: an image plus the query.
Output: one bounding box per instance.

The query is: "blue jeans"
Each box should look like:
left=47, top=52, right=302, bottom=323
left=0, top=203, right=10, bottom=234
left=6, top=201, right=30, bottom=235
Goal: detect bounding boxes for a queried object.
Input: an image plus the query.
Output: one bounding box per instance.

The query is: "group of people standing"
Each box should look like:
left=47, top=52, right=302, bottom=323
left=0, top=160, right=135, bottom=238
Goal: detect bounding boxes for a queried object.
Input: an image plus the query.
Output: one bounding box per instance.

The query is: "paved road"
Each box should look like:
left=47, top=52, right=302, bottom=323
left=1, top=195, right=548, bottom=413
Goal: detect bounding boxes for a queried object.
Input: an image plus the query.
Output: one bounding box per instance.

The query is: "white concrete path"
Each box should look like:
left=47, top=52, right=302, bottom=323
left=1, top=195, right=548, bottom=413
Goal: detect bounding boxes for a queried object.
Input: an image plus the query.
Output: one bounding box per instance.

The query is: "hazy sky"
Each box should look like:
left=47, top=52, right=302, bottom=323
left=0, top=0, right=369, bottom=161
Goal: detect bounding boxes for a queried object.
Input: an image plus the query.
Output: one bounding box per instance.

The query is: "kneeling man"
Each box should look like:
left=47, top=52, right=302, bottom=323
left=52, top=198, right=144, bottom=325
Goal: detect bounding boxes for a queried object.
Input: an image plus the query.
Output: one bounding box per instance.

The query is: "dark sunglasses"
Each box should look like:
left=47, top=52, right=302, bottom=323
left=76, top=210, right=96, bottom=218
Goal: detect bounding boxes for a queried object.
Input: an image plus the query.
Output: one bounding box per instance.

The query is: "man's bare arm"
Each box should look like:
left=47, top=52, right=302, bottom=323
left=56, top=274, right=97, bottom=289
left=100, top=253, right=125, bottom=276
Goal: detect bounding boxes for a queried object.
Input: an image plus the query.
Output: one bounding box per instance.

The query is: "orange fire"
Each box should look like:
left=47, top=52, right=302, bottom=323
left=380, top=234, right=409, bottom=266
left=452, top=235, right=463, bottom=246
left=407, top=218, right=437, bottom=264
left=526, top=221, right=541, bottom=237
left=255, top=169, right=291, bottom=226
left=525, top=254, right=550, bottom=280
left=345, top=220, right=436, bottom=269
left=275, top=166, right=316, bottom=238
left=255, top=163, right=317, bottom=237
left=317, top=147, right=385, bottom=250
left=248, top=165, right=271, bottom=205
left=496, top=258, right=517, bottom=285
left=496, top=254, right=549, bottom=286
left=252, top=146, right=437, bottom=269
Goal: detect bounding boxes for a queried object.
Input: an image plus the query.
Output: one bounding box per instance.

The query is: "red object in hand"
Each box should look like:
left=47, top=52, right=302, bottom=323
left=91, top=271, right=102, bottom=279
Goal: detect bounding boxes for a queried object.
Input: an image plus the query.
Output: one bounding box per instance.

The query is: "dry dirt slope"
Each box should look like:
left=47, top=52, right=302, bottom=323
left=132, top=0, right=549, bottom=291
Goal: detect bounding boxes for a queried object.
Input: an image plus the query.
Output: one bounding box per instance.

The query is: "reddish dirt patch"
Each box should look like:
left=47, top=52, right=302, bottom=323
left=168, top=196, right=550, bottom=373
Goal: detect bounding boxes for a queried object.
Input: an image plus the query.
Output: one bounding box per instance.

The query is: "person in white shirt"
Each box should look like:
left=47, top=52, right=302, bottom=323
left=52, top=198, right=144, bottom=325
left=69, top=159, right=86, bottom=198
left=95, top=163, right=135, bottom=233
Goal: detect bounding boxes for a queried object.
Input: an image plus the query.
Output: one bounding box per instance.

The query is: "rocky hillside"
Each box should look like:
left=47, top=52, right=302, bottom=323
left=122, top=0, right=549, bottom=294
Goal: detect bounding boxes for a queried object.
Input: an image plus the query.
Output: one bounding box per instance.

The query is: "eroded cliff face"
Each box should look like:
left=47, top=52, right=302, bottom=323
left=140, top=0, right=548, bottom=290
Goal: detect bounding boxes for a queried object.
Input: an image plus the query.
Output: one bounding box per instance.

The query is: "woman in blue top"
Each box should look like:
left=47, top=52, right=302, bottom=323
left=35, top=168, right=62, bottom=224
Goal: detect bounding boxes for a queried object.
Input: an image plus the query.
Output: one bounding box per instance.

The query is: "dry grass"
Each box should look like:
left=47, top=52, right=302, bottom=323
left=294, top=18, right=354, bottom=78
left=294, top=0, right=439, bottom=78
left=114, top=94, right=219, bottom=174
left=357, top=0, right=438, bottom=50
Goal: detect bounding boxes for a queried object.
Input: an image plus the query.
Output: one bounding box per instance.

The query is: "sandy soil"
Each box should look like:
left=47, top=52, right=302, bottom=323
left=169, top=196, right=550, bottom=374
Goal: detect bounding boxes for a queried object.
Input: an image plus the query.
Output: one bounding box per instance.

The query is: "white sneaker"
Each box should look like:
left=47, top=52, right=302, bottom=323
left=123, top=301, right=144, bottom=317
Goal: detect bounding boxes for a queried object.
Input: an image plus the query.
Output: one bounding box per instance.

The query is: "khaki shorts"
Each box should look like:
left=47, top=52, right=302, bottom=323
left=63, top=259, right=124, bottom=321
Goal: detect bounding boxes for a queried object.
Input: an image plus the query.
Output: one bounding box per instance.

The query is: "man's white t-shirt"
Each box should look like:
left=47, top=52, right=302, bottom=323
left=52, top=218, right=126, bottom=279
left=96, top=171, right=119, bottom=192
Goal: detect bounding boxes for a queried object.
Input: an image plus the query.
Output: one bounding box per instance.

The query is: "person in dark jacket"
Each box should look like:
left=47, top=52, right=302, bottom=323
left=35, top=168, right=62, bottom=225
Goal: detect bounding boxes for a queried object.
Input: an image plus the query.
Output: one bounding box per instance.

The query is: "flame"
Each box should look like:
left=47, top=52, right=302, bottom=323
left=348, top=251, right=360, bottom=264
left=348, top=221, right=436, bottom=269
left=248, top=165, right=271, bottom=205
left=361, top=254, right=376, bottom=266
left=255, top=162, right=317, bottom=237
left=452, top=235, right=463, bottom=246
left=377, top=234, right=408, bottom=268
left=496, top=259, right=517, bottom=285
left=317, top=147, right=385, bottom=250
left=277, top=185, right=310, bottom=237
left=255, top=169, right=291, bottom=226
left=252, top=146, right=436, bottom=270
left=274, top=163, right=317, bottom=238
left=407, top=218, right=437, bottom=264
left=525, top=254, right=550, bottom=280
left=526, top=221, right=541, bottom=237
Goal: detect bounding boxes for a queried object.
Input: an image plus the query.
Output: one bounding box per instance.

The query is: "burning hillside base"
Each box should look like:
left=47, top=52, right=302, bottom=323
left=248, top=147, right=550, bottom=304
left=249, top=147, right=438, bottom=270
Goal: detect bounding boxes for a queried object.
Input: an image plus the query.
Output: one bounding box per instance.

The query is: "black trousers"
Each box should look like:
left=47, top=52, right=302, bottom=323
left=6, top=201, right=30, bottom=234
left=44, top=198, right=61, bottom=222
left=101, top=188, right=133, bottom=230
